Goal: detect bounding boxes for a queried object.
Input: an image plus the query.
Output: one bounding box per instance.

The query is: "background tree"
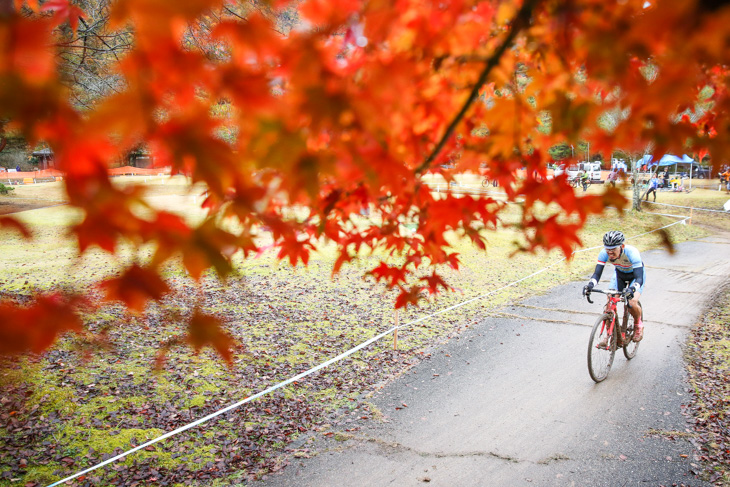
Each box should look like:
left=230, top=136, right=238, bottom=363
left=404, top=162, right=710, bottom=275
left=1, top=0, right=728, bottom=359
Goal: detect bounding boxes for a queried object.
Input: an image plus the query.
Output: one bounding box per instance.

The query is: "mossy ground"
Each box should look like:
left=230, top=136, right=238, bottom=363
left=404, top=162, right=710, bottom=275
left=0, top=176, right=714, bottom=486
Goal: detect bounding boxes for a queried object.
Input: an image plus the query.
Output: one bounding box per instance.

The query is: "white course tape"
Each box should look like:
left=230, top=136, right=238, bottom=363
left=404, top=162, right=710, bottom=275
left=45, top=216, right=688, bottom=487
left=643, top=200, right=729, bottom=214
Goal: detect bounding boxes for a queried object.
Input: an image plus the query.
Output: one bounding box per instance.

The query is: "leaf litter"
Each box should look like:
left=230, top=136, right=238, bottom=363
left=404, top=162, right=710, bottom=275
left=684, top=282, right=730, bottom=486
left=0, top=210, right=711, bottom=486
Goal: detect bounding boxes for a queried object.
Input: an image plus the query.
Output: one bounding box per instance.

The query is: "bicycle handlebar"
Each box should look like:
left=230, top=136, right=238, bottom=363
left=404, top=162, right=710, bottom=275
left=584, top=288, right=633, bottom=306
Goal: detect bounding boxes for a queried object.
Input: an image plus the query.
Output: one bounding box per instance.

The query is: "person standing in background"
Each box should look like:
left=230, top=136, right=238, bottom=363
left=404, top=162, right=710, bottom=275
left=645, top=174, right=659, bottom=202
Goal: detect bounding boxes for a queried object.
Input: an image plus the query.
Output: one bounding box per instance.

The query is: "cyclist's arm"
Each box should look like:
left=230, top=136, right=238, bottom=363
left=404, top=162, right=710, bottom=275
left=588, top=250, right=609, bottom=286
left=589, top=264, right=604, bottom=286
left=632, top=267, right=644, bottom=287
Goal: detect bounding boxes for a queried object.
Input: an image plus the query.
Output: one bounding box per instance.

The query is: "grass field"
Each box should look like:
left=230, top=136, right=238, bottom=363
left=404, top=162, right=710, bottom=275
left=0, top=176, right=719, bottom=486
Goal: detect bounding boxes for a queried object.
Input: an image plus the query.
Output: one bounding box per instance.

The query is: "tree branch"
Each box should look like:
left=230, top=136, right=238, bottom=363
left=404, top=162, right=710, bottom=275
left=414, top=0, right=539, bottom=175
left=0, top=0, right=13, bottom=17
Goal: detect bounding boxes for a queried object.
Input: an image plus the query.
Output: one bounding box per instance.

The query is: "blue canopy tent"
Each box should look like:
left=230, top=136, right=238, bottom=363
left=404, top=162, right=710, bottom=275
left=640, top=154, right=699, bottom=188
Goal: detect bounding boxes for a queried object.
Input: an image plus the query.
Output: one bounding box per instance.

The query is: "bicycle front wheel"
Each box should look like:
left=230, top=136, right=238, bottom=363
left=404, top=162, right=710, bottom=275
left=622, top=301, right=642, bottom=360
left=588, top=313, right=616, bottom=383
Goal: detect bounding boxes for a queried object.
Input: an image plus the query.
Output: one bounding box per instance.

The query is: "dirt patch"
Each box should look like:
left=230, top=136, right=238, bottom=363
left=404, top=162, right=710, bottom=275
left=0, top=181, right=68, bottom=215
left=0, top=199, right=66, bottom=215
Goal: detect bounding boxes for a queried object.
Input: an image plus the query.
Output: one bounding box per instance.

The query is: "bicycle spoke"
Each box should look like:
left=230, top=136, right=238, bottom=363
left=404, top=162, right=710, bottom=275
left=588, top=314, right=616, bottom=382
left=623, top=303, right=641, bottom=360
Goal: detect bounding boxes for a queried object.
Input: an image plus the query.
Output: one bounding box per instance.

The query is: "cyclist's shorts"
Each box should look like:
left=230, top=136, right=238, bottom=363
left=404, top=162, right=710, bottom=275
left=610, top=268, right=646, bottom=294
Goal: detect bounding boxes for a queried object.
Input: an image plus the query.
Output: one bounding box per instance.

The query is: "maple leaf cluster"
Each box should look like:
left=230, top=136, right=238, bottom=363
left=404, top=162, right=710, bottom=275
left=2, top=0, right=729, bottom=359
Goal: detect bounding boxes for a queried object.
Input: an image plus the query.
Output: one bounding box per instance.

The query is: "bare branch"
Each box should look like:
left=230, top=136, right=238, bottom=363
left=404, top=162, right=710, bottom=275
left=415, top=0, right=540, bottom=175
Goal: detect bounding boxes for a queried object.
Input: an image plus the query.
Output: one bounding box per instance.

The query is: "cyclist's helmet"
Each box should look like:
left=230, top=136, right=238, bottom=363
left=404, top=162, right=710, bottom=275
left=603, top=230, right=625, bottom=249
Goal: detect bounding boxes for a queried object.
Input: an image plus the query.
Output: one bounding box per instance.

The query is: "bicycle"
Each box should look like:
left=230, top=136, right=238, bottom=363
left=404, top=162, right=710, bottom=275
left=481, top=178, right=498, bottom=188
left=569, top=177, right=591, bottom=189
left=584, top=288, right=642, bottom=383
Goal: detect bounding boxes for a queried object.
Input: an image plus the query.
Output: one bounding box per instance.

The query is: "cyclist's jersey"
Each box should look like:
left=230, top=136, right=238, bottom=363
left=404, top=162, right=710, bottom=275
left=590, top=244, right=645, bottom=292
left=597, top=244, right=643, bottom=278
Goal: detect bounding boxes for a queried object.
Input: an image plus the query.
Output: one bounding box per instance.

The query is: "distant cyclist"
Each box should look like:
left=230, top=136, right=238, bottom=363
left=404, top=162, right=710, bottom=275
left=577, top=169, right=590, bottom=191
left=583, top=231, right=645, bottom=343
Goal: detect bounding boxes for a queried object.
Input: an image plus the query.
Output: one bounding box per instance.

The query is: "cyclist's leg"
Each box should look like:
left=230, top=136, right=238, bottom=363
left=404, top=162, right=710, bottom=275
left=628, top=269, right=645, bottom=340
left=597, top=274, right=619, bottom=348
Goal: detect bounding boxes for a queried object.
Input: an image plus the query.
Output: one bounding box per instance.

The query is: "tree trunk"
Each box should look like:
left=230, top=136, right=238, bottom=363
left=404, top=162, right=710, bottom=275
left=632, top=156, right=642, bottom=211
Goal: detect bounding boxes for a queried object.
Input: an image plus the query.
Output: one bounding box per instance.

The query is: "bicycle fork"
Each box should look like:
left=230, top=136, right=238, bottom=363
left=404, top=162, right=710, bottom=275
left=600, top=311, right=617, bottom=349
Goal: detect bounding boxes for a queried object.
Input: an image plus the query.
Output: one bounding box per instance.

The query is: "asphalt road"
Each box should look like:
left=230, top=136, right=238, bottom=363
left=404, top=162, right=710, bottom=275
left=260, top=231, right=730, bottom=487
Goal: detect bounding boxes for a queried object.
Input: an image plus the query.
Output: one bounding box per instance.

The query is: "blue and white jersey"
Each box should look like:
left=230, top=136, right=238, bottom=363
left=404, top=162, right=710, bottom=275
left=597, top=244, right=643, bottom=278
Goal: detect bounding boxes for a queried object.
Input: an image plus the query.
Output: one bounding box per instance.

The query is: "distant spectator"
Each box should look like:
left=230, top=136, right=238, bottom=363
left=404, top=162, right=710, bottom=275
left=606, top=169, right=618, bottom=187
left=721, top=169, right=730, bottom=186
left=645, top=174, right=659, bottom=202
left=15, top=164, right=20, bottom=172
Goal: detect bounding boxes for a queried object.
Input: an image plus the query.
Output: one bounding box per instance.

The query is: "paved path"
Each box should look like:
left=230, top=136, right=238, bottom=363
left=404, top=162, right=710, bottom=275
left=260, top=231, right=730, bottom=487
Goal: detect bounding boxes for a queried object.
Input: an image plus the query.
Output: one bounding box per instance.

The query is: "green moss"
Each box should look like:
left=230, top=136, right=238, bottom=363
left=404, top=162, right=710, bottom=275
left=52, top=425, right=215, bottom=472
left=19, top=465, right=62, bottom=485
left=188, top=395, right=207, bottom=408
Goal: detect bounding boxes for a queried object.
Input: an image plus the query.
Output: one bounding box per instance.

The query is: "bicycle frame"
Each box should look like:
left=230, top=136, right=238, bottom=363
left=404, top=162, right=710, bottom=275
left=585, top=287, right=640, bottom=382
left=588, top=289, right=632, bottom=346
left=599, top=293, right=625, bottom=349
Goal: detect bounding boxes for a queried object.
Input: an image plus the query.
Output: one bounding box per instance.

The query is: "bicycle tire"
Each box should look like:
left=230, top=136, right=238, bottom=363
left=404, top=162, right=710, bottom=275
left=622, top=300, right=642, bottom=360
left=482, top=178, right=489, bottom=188
left=588, top=313, right=616, bottom=383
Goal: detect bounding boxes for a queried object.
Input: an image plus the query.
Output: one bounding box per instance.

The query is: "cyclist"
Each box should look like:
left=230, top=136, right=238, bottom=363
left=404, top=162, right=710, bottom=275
left=582, top=231, right=645, bottom=343
left=579, top=169, right=590, bottom=191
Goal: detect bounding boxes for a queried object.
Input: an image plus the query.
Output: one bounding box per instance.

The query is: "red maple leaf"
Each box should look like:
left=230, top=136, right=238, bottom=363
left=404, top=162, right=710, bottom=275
left=0, top=216, right=31, bottom=239
left=40, top=0, right=86, bottom=33
left=0, top=293, right=83, bottom=355
left=100, top=264, right=170, bottom=313
left=395, top=286, right=422, bottom=309
left=421, top=271, right=451, bottom=295
left=187, top=309, right=235, bottom=364
left=369, top=262, right=408, bottom=287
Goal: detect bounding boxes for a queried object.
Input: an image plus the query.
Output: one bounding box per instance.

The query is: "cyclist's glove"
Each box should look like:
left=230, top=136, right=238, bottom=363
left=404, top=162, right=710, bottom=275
left=626, top=283, right=639, bottom=300
left=583, top=281, right=594, bottom=296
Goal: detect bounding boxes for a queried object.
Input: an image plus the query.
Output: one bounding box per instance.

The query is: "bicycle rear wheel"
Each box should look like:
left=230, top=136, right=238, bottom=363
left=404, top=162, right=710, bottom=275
left=622, top=301, right=642, bottom=360
left=588, top=313, right=616, bottom=383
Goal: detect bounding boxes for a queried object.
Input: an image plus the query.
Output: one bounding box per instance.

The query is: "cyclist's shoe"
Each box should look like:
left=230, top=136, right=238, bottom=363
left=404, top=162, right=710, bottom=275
left=596, top=336, right=610, bottom=350
left=633, top=321, right=644, bottom=342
